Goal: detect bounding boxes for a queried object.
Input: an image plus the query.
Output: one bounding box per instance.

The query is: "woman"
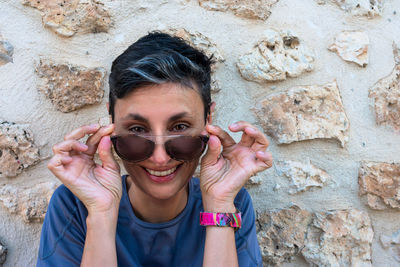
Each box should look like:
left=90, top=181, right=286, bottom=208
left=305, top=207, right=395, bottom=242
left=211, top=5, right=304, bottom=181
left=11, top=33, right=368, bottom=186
left=37, top=32, right=273, bottom=267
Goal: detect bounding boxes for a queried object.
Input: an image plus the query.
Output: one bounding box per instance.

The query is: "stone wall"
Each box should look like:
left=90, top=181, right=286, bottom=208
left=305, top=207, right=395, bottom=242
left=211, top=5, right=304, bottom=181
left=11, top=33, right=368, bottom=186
left=0, top=0, right=399, bottom=266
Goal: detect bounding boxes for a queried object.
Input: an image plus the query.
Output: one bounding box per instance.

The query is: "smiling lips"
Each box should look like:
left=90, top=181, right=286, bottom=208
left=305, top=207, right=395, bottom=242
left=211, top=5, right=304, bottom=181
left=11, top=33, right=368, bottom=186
left=145, top=166, right=178, bottom=177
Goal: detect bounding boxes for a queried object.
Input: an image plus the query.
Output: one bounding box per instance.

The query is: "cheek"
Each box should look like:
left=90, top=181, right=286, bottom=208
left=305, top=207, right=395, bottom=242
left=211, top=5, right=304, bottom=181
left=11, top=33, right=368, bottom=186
left=122, top=161, right=144, bottom=175
left=180, top=159, right=200, bottom=175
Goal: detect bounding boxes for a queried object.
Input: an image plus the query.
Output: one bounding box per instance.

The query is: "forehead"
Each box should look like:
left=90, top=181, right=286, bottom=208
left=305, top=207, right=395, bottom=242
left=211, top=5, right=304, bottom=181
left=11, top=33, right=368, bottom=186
left=113, top=82, right=204, bottom=121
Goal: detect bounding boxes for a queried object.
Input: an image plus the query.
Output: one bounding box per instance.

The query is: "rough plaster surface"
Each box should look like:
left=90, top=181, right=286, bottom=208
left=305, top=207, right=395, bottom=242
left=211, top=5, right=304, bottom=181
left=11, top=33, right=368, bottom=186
left=0, top=0, right=400, bottom=266
left=380, top=229, right=400, bottom=262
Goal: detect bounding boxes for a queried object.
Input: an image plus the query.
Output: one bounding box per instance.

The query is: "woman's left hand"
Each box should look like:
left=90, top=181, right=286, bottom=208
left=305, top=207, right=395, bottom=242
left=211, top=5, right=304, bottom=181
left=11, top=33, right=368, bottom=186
left=200, top=121, right=273, bottom=211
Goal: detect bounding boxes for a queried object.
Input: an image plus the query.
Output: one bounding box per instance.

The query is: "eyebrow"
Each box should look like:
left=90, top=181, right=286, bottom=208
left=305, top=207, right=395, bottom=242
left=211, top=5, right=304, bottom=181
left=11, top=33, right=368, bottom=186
left=122, top=112, right=192, bottom=124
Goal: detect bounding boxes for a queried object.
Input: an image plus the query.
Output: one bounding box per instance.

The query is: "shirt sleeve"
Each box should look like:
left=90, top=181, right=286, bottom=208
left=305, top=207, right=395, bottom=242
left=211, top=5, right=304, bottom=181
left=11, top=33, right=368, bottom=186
left=36, top=185, right=87, bottom=267
left=234, top=188, right=263, bottom=267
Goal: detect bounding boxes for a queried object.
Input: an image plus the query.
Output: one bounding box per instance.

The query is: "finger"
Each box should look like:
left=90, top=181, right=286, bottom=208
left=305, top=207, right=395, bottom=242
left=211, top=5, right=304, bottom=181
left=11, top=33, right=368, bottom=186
left=206, top=125, right=236, bottom=148
left=255, top=151, right=273, bottom=171
left=201, top=135, right=222, bottom=166
left=237, top=127, right=257, bottom=147
left=98, top=135, right=119, bottom=171
left=244, top=127, right=270, bottom=151
left=47, top=154, right=72, bottom=175
left=52, top=140, right=88, bottom=154
left=85, top=124, right=115, bottom=155
left=230, top=122, right=269, bottom=150
left=229, top=121, right=255, bottom=132
left=64, top=124, right=101, bottom=141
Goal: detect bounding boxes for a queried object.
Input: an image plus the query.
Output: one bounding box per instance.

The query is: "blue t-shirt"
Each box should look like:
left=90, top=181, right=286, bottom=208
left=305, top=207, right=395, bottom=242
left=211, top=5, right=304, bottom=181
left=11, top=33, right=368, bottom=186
left=37, top=176, right=262, bottom=266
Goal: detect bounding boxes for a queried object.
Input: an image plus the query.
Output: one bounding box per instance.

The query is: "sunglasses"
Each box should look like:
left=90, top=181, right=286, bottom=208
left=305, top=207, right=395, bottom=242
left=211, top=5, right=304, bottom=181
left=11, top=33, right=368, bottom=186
left=110, top=133, right=209, bottom=162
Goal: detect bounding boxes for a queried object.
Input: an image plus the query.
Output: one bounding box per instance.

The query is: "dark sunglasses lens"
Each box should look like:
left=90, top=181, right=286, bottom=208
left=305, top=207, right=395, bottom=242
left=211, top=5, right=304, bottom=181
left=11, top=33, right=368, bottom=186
left=165, top=136, right=206, bottom=161
left=112, top=135, right=154, bottom=162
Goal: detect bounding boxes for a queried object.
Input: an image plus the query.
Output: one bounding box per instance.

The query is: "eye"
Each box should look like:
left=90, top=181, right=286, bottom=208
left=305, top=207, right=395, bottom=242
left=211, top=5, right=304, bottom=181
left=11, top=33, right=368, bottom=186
left=129, top=125, right=147, bottom=134
left=171, top=123, right=189, bottom=132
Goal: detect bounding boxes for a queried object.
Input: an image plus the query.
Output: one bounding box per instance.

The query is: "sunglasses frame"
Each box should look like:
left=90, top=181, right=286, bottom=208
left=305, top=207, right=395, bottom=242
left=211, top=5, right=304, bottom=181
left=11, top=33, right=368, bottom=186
left=110, top=133, right=209, bottom=163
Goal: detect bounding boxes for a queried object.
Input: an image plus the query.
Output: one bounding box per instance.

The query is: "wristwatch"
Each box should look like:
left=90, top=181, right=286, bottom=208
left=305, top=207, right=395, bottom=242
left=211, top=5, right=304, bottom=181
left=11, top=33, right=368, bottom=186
left=200, top=210, right=242, bottom=231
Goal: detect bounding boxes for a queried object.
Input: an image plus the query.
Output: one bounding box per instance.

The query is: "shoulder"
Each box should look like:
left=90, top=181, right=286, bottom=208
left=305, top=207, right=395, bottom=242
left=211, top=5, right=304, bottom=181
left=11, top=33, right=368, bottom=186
left=45, top=184, right=88, bottom=231
left=38, top=185, right=87, bottom=263
left=48, top=184, right=85, bottom=216
left=50, top=184, right=78, bottom=204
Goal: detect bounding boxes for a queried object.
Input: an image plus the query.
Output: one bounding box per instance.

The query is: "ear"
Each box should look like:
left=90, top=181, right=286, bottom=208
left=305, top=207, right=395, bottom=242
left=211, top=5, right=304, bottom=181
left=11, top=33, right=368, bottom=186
left=106, top=102, right=112, bottom=124
left=206, top=102, right=216, bottom=125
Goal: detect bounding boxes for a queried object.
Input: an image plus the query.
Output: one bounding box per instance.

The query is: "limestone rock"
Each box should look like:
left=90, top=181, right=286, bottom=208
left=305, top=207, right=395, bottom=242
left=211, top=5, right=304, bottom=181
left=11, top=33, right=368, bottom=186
left=167, top=28, right=223, bottom=93
left=22, top=0, right=112, bottom=37
left=316, top=0, right=384, bottom=18
left=210, top=78, right=221, bottom=93
left=358, top=161, right=400, bottom=210
left=275, top=159, right=331, bottom=194
left=257, top=207, right=373, bottom=266
left=256, top=206, right=312, bottom=266
left=369, top=43, right=400, bottom=131
left=237, top=29, right=314, bottom=83
left=0, top=181, right=58, bottom=223
left=394, top=43, right=400, bottom=65
left=198, top=0, right=279, bottom=20
left=302, top=209, right=374, bottom=267
left=380, top=229, right=400, bottom=262
left=329, top=31, right=369, bottom=67
left=0, top=241, right=6, bottom=266
left=0, top=122, right=41, bottom=178
left=36, top=60, right=106, bottom=112
left=246, top=174, right=263, bottom=186
left=253, top=81, right=349, bottom=147
left=0, top=33, right=13, bottom=66
left=168, top=28, right=224, bottom=65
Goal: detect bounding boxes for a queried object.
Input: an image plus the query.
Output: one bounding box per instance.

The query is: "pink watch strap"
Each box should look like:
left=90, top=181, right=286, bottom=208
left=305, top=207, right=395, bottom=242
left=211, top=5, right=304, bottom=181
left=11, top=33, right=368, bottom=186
left=199, top=211, right=242, bottom=230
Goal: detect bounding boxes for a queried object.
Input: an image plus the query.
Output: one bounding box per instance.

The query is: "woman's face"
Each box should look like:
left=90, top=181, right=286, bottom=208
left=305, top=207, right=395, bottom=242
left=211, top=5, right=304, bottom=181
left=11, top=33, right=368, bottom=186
left=112, top=82, right=209, bottom=200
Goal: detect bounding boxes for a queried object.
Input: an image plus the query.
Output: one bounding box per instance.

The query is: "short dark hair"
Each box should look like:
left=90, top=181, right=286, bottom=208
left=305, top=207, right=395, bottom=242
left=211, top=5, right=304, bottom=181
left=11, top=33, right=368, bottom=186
left=108, top=31, right=214, bottom=122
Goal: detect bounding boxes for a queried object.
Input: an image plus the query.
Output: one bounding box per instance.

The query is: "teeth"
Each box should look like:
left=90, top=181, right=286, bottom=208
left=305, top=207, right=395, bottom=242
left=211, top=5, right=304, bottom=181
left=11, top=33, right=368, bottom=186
left=146, top=166, right=177, bottom=177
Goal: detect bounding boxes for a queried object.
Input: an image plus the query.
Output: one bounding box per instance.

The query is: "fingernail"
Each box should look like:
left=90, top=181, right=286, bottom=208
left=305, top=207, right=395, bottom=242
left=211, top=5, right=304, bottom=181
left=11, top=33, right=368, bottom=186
left=80, top=143, right=88, bottom=149
left=90, top=124, right=100, bottom=129
left=247, top=127, right=256, bottom=133
left=230, top=123, right=238, bottom=129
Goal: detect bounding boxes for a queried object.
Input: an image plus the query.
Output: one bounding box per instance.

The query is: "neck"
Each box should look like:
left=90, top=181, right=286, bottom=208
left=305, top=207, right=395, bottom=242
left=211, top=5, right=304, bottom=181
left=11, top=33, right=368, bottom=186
left=126, top=177, right=189, bottom=223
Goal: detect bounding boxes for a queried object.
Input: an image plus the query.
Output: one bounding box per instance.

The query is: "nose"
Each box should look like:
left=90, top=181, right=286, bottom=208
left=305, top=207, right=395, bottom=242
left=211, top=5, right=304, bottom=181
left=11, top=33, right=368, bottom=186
left=149, top=143, right=171, bottom=165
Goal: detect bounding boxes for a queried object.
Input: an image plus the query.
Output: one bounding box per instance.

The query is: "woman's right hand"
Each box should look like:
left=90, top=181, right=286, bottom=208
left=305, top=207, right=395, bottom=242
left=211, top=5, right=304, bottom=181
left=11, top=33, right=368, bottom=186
left=47, top=124, right=122, bottom=215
